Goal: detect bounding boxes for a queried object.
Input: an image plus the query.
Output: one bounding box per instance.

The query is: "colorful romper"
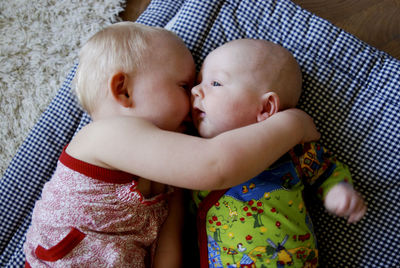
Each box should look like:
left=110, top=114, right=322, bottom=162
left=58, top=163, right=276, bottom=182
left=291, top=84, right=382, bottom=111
left=24, top=147, right=171, bottom=267
left=194, top=142, right=352, bottom=268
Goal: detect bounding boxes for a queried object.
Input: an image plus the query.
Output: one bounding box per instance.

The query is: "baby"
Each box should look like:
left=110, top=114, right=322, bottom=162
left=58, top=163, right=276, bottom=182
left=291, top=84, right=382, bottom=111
left=191, top=39, right=367, bottom=268
left=23, top=23, right=319, bottom=267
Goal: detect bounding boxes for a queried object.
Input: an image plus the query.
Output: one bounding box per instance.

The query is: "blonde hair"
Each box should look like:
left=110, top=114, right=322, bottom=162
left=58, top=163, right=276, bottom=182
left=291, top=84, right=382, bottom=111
left=74, top=22, right=173, bottom=114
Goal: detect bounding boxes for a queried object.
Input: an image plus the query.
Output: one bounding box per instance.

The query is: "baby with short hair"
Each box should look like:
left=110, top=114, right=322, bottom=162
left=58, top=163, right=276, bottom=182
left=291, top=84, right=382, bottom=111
left=192, top=39, right=366, bottom=268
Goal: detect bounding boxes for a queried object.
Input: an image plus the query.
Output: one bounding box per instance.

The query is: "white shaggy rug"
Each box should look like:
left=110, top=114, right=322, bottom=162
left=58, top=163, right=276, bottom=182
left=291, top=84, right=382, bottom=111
left=0, top=0, right=126, bottom=177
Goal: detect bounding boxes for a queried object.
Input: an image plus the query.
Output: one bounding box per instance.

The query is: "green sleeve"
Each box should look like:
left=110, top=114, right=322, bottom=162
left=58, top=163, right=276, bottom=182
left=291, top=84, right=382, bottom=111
left=295, top=142, right=353, bottom=200
left=318, top=160, right=352, bottom=200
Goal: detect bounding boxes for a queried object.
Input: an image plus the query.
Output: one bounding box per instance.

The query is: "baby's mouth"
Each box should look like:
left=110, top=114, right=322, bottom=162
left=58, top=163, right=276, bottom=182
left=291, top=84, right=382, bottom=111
left=192, top=107, right=206, bottom=121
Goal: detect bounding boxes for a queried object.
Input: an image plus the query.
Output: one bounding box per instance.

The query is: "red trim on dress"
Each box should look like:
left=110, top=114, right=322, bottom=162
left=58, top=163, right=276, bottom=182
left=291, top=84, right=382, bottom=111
left=60, top=145, right=168, bottom=206
left=60, top=145, right=136, bottom=184
left=197, top=189, right=228, bottom=268
left=34, top=228, right=86, bottom=262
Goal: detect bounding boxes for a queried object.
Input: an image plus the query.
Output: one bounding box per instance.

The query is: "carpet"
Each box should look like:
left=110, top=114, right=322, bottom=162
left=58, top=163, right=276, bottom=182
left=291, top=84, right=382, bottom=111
left=0, top=0, right=126, bottom=177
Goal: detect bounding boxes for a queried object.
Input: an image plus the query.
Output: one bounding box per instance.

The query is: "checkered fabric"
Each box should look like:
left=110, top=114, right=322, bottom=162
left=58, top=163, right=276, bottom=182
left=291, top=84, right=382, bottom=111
left=1, top=0, right=399, bottom=267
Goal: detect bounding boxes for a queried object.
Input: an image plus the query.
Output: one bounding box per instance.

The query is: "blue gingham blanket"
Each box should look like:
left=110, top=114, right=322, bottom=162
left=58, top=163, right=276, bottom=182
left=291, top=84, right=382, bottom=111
left=1, top=0, right=399, bottom=267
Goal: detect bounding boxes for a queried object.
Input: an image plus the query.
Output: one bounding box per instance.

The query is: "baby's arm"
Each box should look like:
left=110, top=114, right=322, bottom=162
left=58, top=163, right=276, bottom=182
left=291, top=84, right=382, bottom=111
left=301, top=143, right=367, bottom=223
left=69, top=108, right=319, bottom=190
left=153, top=189, right=184, bottom=268
left=324, top=183, right=367, bottom=223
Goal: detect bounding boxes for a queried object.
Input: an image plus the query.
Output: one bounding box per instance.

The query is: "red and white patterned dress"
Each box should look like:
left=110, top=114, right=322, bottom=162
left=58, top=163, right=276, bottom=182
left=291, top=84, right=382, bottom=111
left=24, top=147, right=171, bottom=267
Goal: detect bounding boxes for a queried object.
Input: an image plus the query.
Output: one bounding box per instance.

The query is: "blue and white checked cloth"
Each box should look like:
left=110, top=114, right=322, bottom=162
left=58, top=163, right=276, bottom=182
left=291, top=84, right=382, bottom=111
left=1, top=0, right=399, bottom=267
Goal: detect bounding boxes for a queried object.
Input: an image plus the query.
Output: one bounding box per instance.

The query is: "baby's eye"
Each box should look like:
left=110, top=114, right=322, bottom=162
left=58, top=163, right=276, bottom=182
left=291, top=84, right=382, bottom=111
left=212, top=81, right=222, bottom=87
left=180, top=84, right=189, bottom=90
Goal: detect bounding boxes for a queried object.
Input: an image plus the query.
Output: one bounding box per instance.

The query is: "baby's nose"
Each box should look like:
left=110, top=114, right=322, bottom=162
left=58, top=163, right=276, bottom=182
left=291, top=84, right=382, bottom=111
left=191, top=84, right=204, bottom=98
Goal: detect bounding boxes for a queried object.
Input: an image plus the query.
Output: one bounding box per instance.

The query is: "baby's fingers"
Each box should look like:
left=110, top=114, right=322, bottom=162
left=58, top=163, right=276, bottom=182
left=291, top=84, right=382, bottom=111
left=346, top=195, right=367, bottom=223
left=285, top=108, right=320, bottom=143
left=347, top=203, right=367, bottom=223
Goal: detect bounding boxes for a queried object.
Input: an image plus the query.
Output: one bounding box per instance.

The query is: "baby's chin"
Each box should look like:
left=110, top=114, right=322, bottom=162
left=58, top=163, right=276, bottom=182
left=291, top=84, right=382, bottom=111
left=197, top=125, right=220, bottom=138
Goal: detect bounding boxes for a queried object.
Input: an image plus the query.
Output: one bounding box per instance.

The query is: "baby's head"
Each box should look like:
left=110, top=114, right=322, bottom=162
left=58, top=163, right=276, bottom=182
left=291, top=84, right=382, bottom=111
left=75, top=22, right=195, bottom=131
left=191, top=39, right=302, bottom=138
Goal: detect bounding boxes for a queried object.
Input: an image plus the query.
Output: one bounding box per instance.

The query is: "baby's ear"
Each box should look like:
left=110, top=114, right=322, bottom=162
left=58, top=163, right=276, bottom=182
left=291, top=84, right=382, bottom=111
left=109, top=72, right=133, bottom=108
left=257, top=92, right=280, bottom=122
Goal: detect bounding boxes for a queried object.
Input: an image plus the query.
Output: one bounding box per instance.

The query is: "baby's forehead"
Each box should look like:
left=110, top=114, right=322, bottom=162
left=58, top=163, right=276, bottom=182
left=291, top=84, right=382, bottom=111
left=205, top=43, right=255, bottom=66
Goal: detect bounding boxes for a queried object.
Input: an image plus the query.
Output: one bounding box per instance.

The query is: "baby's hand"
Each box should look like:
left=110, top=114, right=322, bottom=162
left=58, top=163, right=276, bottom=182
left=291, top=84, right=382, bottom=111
left=324, top=183, right=367, bottom=223
left=282, top=108, right=320, bottom=143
